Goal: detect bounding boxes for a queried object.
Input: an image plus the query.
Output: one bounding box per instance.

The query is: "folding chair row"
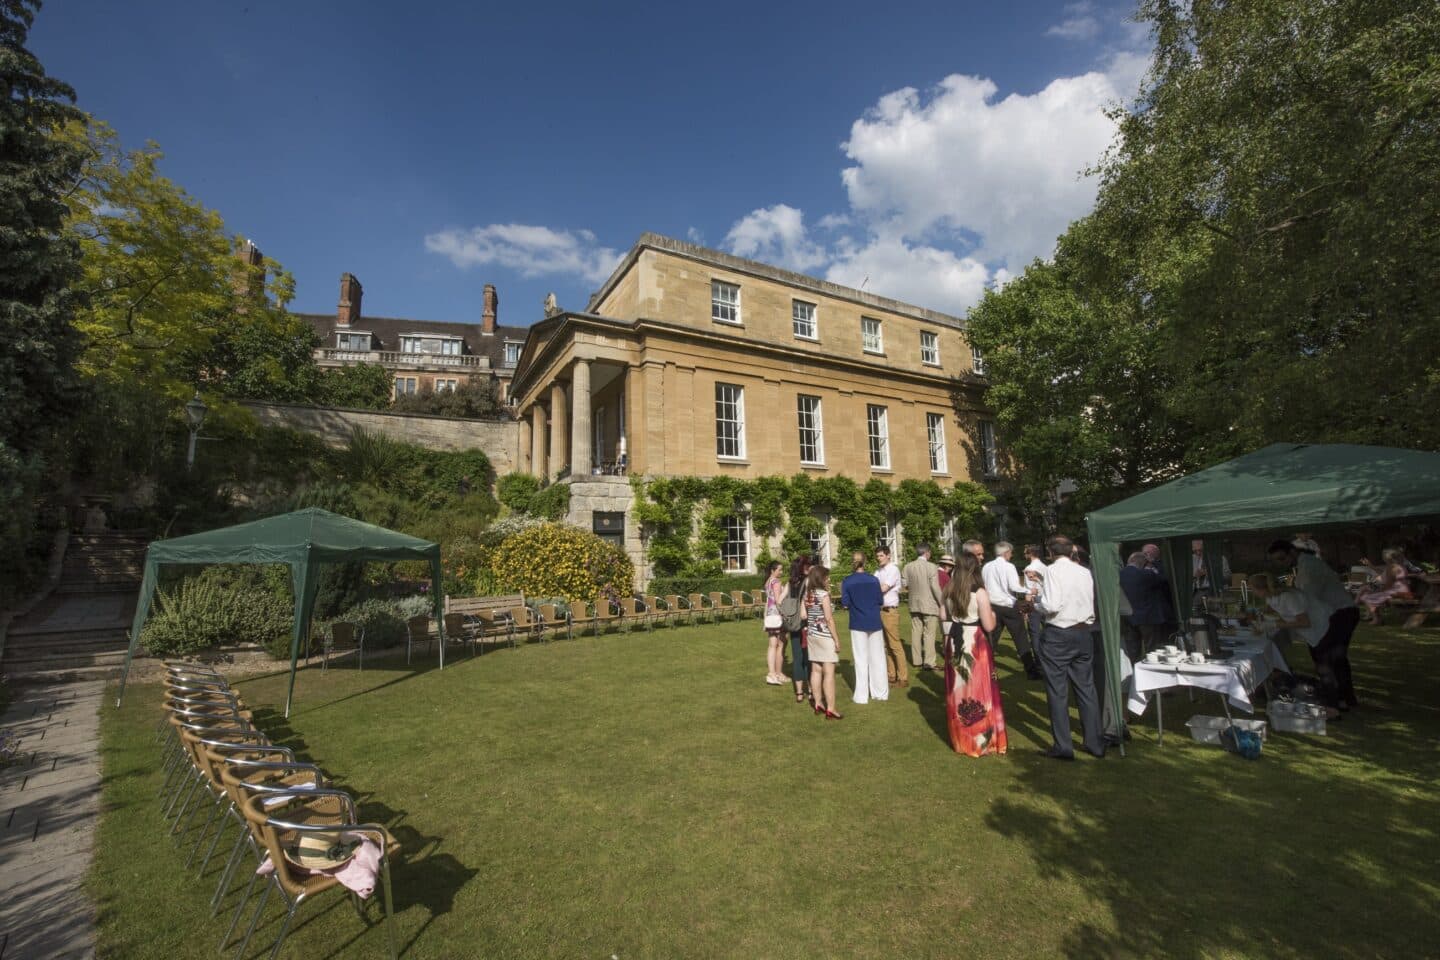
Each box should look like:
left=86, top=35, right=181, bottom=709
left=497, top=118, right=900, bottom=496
left=154, top=663, right=400, bottom=959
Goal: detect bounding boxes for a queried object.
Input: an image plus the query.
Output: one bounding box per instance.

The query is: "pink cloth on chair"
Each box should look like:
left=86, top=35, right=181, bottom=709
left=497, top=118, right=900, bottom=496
left=256, top=834, right=383, bottom=898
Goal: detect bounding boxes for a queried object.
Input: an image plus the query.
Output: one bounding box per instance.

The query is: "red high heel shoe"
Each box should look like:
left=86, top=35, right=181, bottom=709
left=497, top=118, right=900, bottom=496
left=825, top=709, right=844, bottom=720
left=813, top=702, right=825, bottom=716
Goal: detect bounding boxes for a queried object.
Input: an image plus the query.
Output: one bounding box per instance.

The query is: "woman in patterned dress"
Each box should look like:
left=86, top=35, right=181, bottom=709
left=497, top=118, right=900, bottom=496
left=943, top=554, right=1006, bottom=756
left=804, top=565, right=844, bottom=719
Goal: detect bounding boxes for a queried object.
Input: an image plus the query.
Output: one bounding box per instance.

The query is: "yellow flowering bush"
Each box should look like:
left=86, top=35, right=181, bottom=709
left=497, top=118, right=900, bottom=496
left=486, top=522, right=633, bottom=602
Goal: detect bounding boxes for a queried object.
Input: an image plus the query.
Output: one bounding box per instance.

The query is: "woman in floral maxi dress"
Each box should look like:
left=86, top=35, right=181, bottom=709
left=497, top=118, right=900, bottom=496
left=943, top=554, right=1006, bottom=756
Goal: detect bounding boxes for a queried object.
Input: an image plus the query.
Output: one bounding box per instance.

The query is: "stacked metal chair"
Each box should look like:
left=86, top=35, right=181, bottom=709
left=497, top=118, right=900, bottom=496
left=155, top=662, right=400, bottom=959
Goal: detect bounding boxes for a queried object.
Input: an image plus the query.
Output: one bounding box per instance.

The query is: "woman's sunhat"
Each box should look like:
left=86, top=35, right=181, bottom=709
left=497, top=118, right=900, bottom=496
left=938, top=554, right=955, bottom=566
left=284, top=832, right=361, bottom=870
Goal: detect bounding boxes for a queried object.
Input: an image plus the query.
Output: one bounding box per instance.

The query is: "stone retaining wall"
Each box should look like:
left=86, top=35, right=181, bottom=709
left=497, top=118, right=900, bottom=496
left=242, top=401, right=521, bottom=475
left=565, top=476, right=648, bottom=586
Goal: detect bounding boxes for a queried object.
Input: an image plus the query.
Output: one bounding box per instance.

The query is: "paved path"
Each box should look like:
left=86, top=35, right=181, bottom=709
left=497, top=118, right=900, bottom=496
left=0, top=681, right=102, bottom=960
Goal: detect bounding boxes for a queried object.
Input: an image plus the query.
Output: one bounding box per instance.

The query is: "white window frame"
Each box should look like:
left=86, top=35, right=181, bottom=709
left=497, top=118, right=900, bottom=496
left=336, top=332, right=370, bottom=351
left=972, top=345, right=986, bottom=375
left=920, top=330, right=940, bottom=366
left=399, top=336, right=421, bottom=354
left=880, top=518, right=901, bottom=558
left=435, top=378, right=458, bottom=393
left=867, top=404, right=890, bottom=470
left=792, top=299, right=817, bottom=341
left=808, top=514, right=832, bottom=567
left=979, top=420, right=998, bottom=476
left=440, top=338, right=462, bottom=356
left=796, top=394, right=824, bottom=466
left=927, top=412, right=948, bottom=474
left=861, top=317, right=883, bottom=354
left=394, top=376, right=417, bottom=396
left=941, top=517, right=958, bottom=556
left=720, top=514, right=751, bottom=572
left=503, top=341, right=522, bottom=367
left=711, top=280, right=741, bottom=325
left=715, top=383, right=746, bottom=460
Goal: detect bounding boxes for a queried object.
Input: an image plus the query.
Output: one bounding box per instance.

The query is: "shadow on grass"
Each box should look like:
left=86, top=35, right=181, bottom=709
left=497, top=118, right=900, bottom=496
left=982, top=627, right=1440, bottom=959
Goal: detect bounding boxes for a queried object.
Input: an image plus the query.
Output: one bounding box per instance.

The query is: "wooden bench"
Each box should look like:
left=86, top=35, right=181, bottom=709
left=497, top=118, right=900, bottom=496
left=445, top=594, right=528, bottom=651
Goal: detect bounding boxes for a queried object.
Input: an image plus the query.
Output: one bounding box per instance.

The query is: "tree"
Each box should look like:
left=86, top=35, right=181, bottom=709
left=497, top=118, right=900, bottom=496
left=60, top=120, right=311, bottom=417
left=316, top=362, right=392, bottom=410
left=0, top=0, right=85, bottom=455
left=1097, top=0, right=1440, bottom=458
left=0, top=0, right=86, bottom=603
left=965, top=217, right=1189, bottom=521
left=389, top=379, right=505, bottom=419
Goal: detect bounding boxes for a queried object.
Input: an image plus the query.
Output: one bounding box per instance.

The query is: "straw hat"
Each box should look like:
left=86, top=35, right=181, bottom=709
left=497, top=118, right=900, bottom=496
left=284, top=832, right=361, bottom=871
left=937, top=554, right=956, bottom=567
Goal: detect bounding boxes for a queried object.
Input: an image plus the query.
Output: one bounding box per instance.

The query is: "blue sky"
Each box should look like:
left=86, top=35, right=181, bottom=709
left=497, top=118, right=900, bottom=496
left=32, top=0, right=1150, bottom=325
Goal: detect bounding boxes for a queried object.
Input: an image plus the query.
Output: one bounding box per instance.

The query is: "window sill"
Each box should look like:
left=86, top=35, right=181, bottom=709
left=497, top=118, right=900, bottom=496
left=794, top=334, right=820, bottom=343
left=712, top=319, right=745, bottom=328
left=922, top=361, right=942, bottom=369
left=931, top=472, right=951, bottom=478
left=863, top=349, right=886, bottom=357
left=716, top=457, right=750, bottom=465
left=800, top=462, right=827, bottom=471
left=870, top=467, right=894, bottom=474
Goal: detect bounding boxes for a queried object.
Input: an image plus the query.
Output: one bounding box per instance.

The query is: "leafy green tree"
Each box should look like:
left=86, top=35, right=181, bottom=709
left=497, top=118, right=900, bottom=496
left=389, top=379, right=504, bottom=419
left=965, top=217, right=1188, bottom=518
left=0, top=0, right=85, bottom=455
left=317, top=362, right=392, bottom=410
left=0, top=0, right=86, bottom=602
left=61, top=120, right=311, bottom=418
left=1098, top=0, right=1440, bottom=458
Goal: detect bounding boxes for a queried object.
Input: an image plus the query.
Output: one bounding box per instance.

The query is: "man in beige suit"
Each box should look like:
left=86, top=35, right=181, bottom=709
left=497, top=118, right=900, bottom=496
left=903, top=543, right=944, bottom=671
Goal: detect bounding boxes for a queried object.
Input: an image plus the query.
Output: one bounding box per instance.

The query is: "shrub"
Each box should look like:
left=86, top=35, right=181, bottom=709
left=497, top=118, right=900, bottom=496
left=389, top=380, right=504, bottom=419
left=316, top=362, right=391, bottom=410
left=320, top=596, right=433, bottom=650
left=646, top=573, right=767, bottom=598
left=529, top=482, right=570, bottom=521
left=141, top=566, right=293, bottom=658
left=496, top=473, right=540, bottom=514
left=487, top=522, right=633, bottom=603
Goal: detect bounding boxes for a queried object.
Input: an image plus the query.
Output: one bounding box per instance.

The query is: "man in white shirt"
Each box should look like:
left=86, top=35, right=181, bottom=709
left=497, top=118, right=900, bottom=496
left=1022, top=544, right=1047, bottom=656
left=874, top=546, right=907, bottom=687
left=982, top=541, right=1041, bottom=679
left=1027, top=536, right=1105, bottom=760
left=1268, top=539, right=1359, bottom=709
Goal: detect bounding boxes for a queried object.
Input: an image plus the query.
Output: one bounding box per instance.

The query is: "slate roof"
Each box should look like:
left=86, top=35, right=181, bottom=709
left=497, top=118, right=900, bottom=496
left=299, top=312, right=530, bottom=370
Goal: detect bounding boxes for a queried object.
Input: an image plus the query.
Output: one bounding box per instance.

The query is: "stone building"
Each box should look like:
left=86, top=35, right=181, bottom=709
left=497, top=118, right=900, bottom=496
left=509, top=233, right=996, bottom=578
left=299, top=274, right=528, bottom=405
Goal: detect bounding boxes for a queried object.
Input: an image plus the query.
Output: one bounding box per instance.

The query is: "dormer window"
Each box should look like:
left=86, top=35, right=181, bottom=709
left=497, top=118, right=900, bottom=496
left=503, top=341, right=522, bottom=367
left=336, top=332, right=370, bottom=351
left=400, top=335, right=463, bottom=355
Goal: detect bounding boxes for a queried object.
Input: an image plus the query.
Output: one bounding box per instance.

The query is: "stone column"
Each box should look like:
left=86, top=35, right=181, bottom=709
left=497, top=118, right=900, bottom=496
left=571, top=358, right=592, bottom=476
left=530, top=404, right=547, bottom=478
left=518, top=416, right=532, bottom=474
left=549, top=381, right=568, bottom=480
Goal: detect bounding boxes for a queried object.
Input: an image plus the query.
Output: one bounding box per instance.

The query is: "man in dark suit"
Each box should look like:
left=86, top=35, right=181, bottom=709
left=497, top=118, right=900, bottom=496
left=1120, top=551, right=1168, bottom=657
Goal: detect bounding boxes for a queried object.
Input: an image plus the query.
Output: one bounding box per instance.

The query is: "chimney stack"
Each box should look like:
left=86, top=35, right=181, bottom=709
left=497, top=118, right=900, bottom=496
left=338, top=273, right=363, bottom=327
left=233, top=239, right=265, bottom=302
left=482, top=283, right=497, bottom=335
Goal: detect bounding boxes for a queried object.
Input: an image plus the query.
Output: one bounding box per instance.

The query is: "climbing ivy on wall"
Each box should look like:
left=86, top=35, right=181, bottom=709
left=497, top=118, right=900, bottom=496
left=631, top=473, right=993, bottom=578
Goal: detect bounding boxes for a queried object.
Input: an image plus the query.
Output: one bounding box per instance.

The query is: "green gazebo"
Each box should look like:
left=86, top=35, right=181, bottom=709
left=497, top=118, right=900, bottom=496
left=117, top=508, right=446, bottom=716
left=1086, top=442, right=1440, bottom=744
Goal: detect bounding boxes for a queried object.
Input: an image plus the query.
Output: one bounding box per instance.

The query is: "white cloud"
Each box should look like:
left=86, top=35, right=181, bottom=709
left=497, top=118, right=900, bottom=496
left=686, top=226, right=705, bottom=244
left=826, top=236, right=992, bottom=316
left=722, top=204, right=829, bottom=272
left=1047, top=2, right=1100, bottom=41
left=840, top=63, right=1136, bottom=273
left=423, top=224, right=622, bottom=284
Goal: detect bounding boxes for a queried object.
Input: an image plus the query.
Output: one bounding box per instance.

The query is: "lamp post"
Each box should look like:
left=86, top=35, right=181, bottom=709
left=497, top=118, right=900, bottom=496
left=184, top=392, right=207, bottom=471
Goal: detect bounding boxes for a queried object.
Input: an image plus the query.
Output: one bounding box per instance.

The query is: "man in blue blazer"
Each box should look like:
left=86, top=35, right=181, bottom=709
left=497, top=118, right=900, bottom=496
left=1120, top=551, right=1169, bottom=656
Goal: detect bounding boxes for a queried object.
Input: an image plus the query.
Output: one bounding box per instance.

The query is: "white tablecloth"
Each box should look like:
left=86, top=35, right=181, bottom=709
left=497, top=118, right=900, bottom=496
left=1127, top=635, right=1290, bottom=716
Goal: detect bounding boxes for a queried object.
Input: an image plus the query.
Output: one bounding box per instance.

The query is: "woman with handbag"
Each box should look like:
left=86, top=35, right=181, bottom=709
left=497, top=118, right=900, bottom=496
left=782, top=556, right=812, bottom=703
left=762, top=561, right=787, bottom=684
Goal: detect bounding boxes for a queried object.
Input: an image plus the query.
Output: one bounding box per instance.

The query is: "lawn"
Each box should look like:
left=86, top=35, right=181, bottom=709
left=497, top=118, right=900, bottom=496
left=94, top=617, right=1440, bottom=959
